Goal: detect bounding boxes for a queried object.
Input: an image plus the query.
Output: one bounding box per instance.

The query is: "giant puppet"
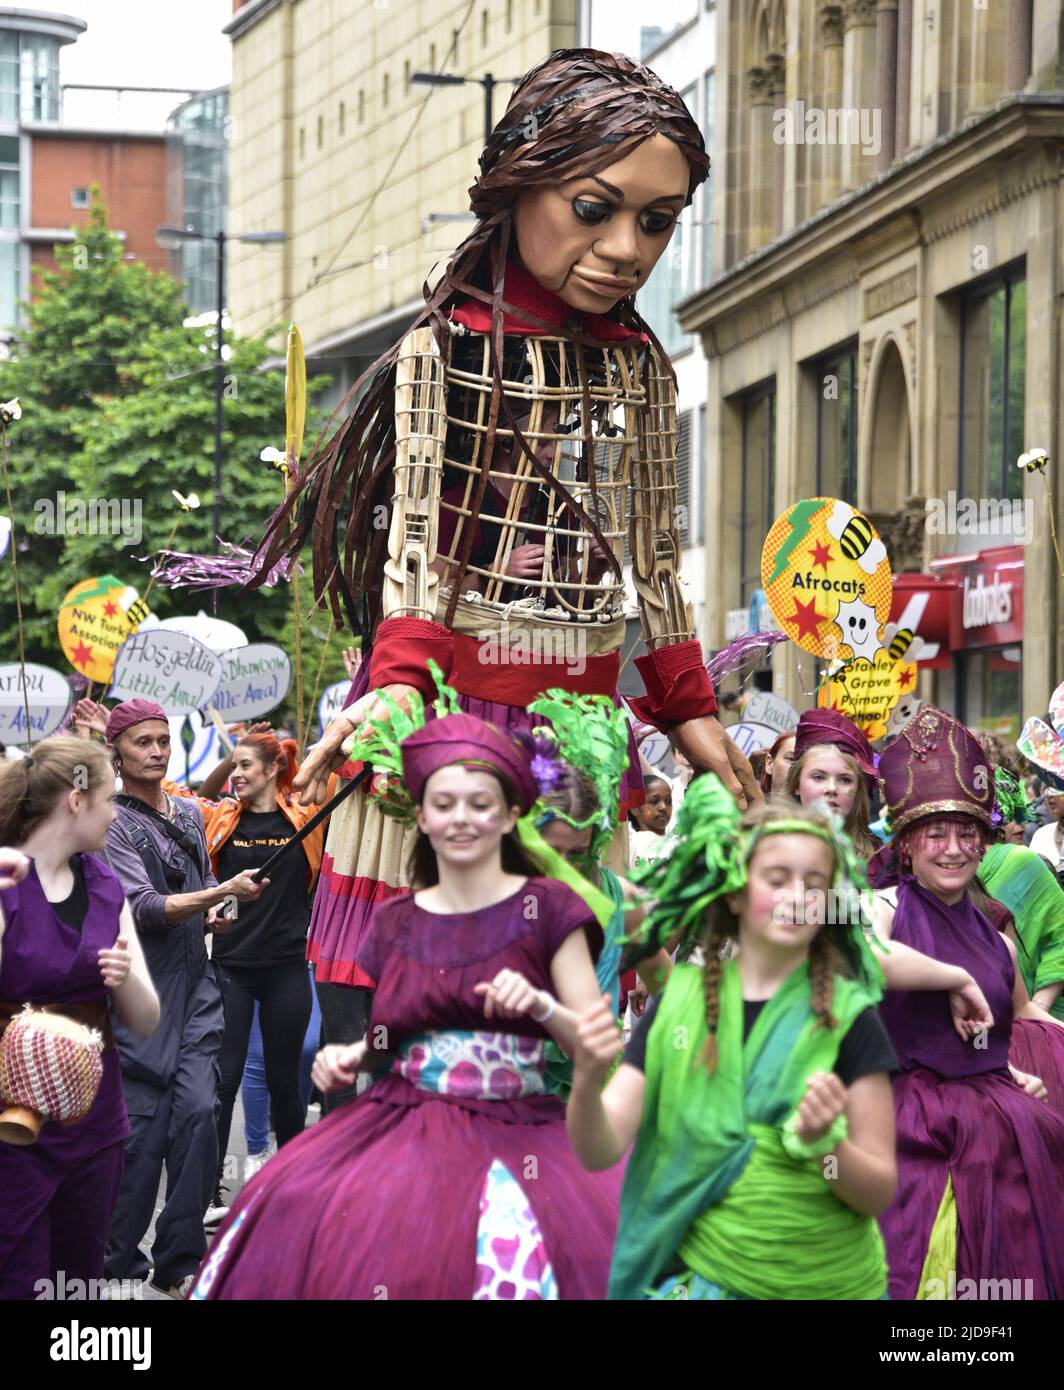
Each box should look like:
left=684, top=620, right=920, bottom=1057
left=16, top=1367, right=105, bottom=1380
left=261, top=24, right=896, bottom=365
left=251, top=49, right=760, bottom=995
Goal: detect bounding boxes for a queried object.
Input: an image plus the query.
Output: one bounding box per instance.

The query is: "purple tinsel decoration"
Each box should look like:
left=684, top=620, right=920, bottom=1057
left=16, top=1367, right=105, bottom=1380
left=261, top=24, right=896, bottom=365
left=707, top=630, right=788, bottom=686
left=530, top=751, right=564, bottom=793
left=149, top=541, right=301, bottom=592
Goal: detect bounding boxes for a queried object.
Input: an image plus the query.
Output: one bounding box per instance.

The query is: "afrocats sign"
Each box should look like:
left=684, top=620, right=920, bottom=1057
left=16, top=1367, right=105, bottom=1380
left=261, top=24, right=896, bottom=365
left=58, top=576, right=153, bottom=684
left=0, top=663, right=72, bottom=743
left=108, top=629, right=223, bottom=716
left=761, top=499, right=915, bottom=740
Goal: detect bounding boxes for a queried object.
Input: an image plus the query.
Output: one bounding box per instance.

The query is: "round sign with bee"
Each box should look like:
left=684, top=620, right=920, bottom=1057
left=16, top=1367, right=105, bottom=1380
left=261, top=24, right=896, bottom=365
left=760, top=499, right=894, bottom=661
left=817, top=652, right=919, bottom=742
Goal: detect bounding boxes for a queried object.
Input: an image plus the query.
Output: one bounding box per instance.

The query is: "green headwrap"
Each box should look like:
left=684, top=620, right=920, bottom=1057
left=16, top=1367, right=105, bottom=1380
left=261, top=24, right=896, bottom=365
left=994, top=766, right=1033, bottom=825
left=624, top=773, right=884, bottom=997
left=526, top=689, right=631, bottom=861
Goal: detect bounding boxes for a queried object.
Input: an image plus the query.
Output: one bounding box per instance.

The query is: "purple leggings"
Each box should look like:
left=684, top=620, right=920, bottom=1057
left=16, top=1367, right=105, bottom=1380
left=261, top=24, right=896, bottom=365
left=0, top=1140, right=124, bottom=1300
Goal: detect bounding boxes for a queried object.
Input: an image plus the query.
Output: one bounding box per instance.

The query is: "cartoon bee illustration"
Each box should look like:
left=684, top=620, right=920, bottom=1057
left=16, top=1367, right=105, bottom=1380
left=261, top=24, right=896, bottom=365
left=827, top=502, right=887, bottom=575
left=882, top=622, right=926, bottom=663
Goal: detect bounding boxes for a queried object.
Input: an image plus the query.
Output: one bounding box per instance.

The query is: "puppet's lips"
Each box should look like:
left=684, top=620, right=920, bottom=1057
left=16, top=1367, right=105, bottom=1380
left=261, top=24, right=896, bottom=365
left=570, top=268, right=635, bottom=294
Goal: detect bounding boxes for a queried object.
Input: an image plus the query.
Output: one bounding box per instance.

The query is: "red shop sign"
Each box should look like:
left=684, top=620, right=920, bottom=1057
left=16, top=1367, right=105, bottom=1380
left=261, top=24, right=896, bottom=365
left=888, top=574, right=960, bottom=670
left=929, top=544, right=1024, bottom=649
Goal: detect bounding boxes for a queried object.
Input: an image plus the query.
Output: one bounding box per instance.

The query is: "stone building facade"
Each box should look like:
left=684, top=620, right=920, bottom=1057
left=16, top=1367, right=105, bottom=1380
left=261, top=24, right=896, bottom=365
left=684, top=0, right=1062, bottom=736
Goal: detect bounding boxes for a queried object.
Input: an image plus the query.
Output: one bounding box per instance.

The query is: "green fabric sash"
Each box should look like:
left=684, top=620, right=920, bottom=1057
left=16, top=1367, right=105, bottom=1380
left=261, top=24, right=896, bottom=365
left=608, top=958, right=886, bottom=1301
left=980, top=843, right=1064, bottom=1021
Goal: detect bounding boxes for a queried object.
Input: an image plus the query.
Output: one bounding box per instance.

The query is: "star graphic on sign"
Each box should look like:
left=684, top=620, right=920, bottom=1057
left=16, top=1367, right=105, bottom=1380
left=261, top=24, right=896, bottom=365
left=786, top=597, right=826, bottom=642
left=71, top=640, right=94, bottom=667
left=102, top=601, right=118, bottom=617
left=808, top=540, right=832, bottom=572
left=898, top=666, right=915, bottom=691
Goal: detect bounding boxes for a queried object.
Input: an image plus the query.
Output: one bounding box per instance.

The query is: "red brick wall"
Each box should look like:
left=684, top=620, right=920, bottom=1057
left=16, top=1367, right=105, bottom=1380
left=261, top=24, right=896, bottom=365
left=29, top=134, right=170, bottom=281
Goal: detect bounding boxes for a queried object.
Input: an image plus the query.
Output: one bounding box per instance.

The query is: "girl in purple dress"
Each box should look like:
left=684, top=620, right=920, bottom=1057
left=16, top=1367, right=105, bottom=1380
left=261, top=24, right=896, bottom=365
left=191, top=708, right=623, bottom=1300
left=0, top=738, right=159, bottom=1299
left=870, top=707, right=1064, bottom=1300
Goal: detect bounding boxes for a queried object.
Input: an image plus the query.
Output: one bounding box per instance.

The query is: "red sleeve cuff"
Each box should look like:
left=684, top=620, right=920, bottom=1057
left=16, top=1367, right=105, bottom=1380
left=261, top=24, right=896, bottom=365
left=627, top=639, right=718, bottom=732
left=368, top=617, right=455, bottom=697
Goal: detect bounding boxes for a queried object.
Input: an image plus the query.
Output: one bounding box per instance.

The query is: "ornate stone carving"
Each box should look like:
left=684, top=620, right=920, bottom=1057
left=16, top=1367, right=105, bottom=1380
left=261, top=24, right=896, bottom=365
left=819, top=3, right=844, bottom=43
left=866, top=497, right=926, bottom=572
left=863, top=266, right=918, bottom=319
left=841, top=0, right=878, bottom=27
left=747, top=65, right=776, bottom=102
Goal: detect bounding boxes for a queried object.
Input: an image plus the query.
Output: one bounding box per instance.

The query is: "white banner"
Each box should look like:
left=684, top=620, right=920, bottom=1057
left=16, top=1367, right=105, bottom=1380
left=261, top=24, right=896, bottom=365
left=319, top=679, right=350, bottom=736
left=0, top=662, right=72, bottom=743
left=213, top=644, right=292, bottom=722
left=108, top=629, right=223, bottom=715
left=740, top=691, right=800, bottom=740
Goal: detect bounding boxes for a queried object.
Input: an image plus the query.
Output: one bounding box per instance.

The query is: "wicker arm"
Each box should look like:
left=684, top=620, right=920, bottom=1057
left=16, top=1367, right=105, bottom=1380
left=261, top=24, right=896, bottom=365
left=628, top=347, right=695, bottom=651
left=382, top=327, right=448, bottom=622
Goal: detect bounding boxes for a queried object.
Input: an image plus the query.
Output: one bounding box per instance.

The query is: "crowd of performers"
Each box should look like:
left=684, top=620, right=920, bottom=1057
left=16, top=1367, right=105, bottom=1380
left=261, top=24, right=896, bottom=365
left=4, top=42, right=1064, bottom=1306
left=2, top=659, right=1064, bottom=1302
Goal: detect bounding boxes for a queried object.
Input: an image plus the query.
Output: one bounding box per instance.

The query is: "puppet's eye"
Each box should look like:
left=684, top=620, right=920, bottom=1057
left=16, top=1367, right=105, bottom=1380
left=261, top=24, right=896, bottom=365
left=571, top=198, right=611, bottom=224
left=639, top=209, right=676, bottom=235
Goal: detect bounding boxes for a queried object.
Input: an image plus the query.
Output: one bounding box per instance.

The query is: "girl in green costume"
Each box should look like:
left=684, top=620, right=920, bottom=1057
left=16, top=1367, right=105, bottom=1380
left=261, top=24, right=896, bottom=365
left=566, top=778, right=900, bottom=1300
left=524, top=691, right=673, bottom=1097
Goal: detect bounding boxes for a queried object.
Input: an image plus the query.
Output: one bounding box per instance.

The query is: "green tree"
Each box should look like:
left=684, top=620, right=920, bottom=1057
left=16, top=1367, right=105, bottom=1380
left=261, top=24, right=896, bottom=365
left=0, top=190, right=330, bottom=684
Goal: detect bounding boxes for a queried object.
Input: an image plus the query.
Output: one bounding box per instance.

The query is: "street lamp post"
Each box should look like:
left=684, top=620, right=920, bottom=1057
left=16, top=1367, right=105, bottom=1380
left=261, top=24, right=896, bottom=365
left=156, top=225, right=286, bottom=608
left=410, top=70, right=515, bottom=146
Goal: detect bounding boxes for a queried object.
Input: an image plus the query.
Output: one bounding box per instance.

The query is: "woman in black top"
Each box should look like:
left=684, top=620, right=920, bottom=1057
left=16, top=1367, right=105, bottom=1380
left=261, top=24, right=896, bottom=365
left=184, top=732, right=324, bottom=1222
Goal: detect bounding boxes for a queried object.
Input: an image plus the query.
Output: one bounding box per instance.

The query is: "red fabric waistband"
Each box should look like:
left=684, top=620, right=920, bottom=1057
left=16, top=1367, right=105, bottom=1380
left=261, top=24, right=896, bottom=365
left=450, top=632, right=620, bottom=702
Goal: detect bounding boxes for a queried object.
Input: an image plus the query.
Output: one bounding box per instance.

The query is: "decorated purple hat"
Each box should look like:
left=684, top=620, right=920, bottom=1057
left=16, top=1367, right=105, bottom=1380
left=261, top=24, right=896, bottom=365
left=793, top=708, right=877, bottom=780
left=401, top=712, right=538, bottom=813
left=877, top=705, right=993, bottom=834
left=105, top=698, right=169, bottom=745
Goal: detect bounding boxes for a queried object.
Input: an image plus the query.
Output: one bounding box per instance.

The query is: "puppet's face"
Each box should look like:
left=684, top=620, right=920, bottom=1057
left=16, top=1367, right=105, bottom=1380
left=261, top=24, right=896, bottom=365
left=512, top=132, right=689, bottom=314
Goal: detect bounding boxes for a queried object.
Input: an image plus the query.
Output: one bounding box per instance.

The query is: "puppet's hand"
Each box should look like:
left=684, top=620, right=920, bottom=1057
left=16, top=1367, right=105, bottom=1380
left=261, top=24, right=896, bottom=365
left=292, top=683, right=418, bottom=806
left=670, top=715, right=762, bottom=811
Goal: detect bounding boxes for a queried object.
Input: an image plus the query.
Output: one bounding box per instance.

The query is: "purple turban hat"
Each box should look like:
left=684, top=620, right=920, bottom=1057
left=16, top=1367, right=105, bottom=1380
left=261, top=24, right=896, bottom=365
left=877, top=706, right=993, bottom=834
left=105, top=699, right=169, bottom=745
left=793, top=708, right=877, bottom=780
left=401, top=713, right=538, bottom=813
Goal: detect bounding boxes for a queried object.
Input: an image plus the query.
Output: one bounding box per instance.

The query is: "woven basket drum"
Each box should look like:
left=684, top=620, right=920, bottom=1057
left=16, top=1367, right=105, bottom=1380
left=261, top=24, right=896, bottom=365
left=0, top=1005, right=104, bottom=1146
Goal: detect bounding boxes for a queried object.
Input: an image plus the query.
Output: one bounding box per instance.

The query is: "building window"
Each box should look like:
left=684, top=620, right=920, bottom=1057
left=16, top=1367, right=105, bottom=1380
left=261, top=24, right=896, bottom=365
left=506, top=0, right=514, bottom=31
left=358, top=89, right=365, bottom=124
left=959, top=267, right=1026, bottom=502
left=0, top=33, right=17, bottom=121
left=339, top=101, right=345, bottom=135
left=701, top=70, right=715, bottom=284
left=429, top=42, right=437, bottom=71
left=638, top=83, right=697, bottom=356
left=383, top=72, right=389, bottom=108
left=0, top=239, right=19, bottom=329
left=481, top=8, right=489, bottom=46
left=0, top=136, right=19, bottom=229
left=695, top=402, right=707, bottom=546
left=299, top=126, right=305, bottom=158
left=814, top=343, right=858, bottom=503
left=317, top=114, right=324, bottom=148
left=71, top=187, right=90, bottom=209
left=19, top=33, right=60, bottom=121
left=740, top=382, right=776, bottom=605
left=404, top=59, right=411, bottom=91
left=675, top=409, right=692, bottom=546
